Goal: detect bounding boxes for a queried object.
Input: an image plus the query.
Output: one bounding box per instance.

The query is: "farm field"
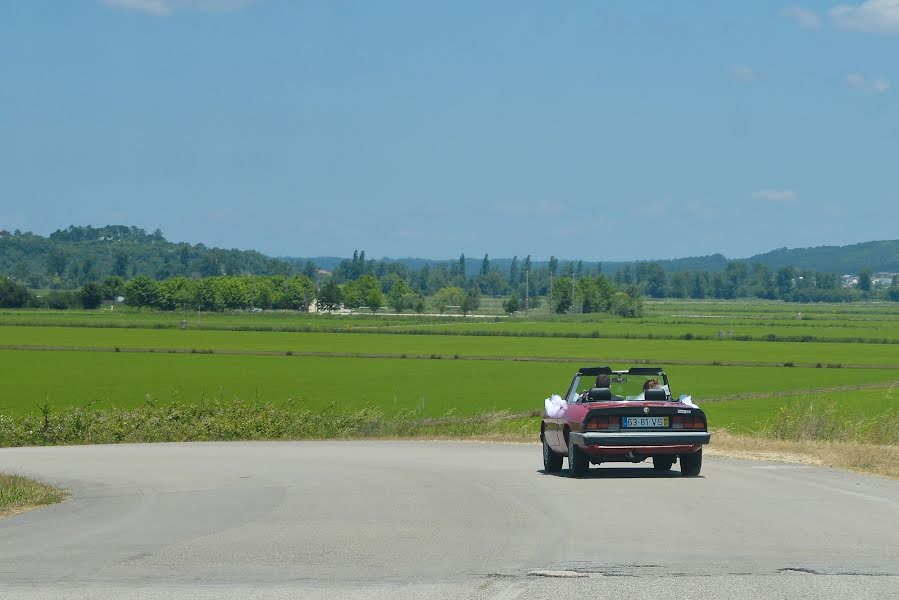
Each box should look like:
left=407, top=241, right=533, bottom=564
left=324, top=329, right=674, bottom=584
left=2, top=349, right=898, bottom=418
left=1, top=300, right=898, bottom=449
left=4, top=325, right=899, bottom=367
left=6, top=302, right=899, bottom=343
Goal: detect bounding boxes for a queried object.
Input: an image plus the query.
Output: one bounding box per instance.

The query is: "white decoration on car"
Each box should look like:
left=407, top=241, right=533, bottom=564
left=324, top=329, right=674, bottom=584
left=544, top=394, right=567, bottom=418
left=679, top=395, right=699, bottom=408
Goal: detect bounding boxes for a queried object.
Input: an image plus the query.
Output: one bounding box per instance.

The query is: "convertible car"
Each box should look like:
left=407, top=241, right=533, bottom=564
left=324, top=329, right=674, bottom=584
left=541, top=366, right=710, bottom=477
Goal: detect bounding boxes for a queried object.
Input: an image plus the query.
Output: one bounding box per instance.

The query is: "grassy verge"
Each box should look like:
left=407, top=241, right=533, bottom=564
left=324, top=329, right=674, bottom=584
left=0, top=399, right=540, bottom=446
left=2, top=397, right=897, bottom=478
left=708, top=430, right=899, bottom=479
left=0, top=473, right=67, bottom=517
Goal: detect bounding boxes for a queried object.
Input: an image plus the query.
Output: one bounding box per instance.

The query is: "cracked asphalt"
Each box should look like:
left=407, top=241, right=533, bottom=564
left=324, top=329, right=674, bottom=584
left=2, top=441, right=898, bottom=599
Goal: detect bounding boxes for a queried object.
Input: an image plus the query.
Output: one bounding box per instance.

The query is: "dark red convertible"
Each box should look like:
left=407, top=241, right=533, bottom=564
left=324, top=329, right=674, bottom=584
left=541, top=366, right=710, bottom=477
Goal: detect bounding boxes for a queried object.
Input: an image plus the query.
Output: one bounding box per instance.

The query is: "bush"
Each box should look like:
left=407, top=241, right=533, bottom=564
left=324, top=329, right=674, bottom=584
left=0, top=400, right=537, bottom=447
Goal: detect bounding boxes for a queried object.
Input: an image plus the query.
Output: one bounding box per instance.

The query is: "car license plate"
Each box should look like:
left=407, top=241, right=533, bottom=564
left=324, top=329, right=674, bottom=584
left=622, top=416, right=668, bottom=428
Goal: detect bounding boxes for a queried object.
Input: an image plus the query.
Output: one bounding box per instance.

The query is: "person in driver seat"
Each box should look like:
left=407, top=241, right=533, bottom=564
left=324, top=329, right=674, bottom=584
left=579, top=374, right=623, bottom=402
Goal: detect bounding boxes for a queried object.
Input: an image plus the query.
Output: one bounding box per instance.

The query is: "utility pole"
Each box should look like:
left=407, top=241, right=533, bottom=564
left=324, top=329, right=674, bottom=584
left=573, top=271, right=578, bottom=314
left=525, top=270, right=529, bottom=315
left=549, top=270, right=553, bottom=314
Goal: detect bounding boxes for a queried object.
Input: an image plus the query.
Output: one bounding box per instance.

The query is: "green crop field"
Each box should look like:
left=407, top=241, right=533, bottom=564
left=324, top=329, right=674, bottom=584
left=2, top=300, right=898, bottom=446
left=6, top=301, right=899, bottom=344
left=704, top=387, right=899, bottom=443
left=2, top=348, right=897, bottom=418
left=4, top=325, right=899, bottom=367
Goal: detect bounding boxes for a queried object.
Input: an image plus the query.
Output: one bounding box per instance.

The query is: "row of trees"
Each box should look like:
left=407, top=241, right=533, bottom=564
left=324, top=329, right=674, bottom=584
left=0, top=226, right=297, bottom=289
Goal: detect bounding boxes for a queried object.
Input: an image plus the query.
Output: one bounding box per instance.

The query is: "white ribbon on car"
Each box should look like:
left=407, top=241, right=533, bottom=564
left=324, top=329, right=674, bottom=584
left=679, top=395, right=699, bottom=408
left=544, top=394, right=567, bottom=418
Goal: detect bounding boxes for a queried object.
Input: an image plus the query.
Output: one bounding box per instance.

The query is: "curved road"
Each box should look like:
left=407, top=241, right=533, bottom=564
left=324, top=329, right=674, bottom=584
left=2, top=441, right=898, bottom=599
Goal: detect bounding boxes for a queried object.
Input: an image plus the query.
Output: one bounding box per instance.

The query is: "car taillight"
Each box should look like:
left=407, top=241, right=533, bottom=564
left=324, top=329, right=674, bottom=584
left=674, top=416, right=704, bottom=429
left=587, top=416, right=610, bottom=429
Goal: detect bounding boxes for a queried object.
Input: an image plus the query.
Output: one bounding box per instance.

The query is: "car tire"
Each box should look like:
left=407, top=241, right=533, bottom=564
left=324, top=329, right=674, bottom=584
left=652, top=456, right=675, bottom=471
left=679, top=448, right=702, bottom=477
left=543, top=435, right=563, bottom=472
left=568, top=440, right=589, bottom=478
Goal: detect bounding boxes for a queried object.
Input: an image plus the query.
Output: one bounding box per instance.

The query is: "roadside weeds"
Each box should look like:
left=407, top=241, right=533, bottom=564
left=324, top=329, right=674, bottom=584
left=0, top=473, right=67, bottom=518
left=707, top=429, right=899, bottom=479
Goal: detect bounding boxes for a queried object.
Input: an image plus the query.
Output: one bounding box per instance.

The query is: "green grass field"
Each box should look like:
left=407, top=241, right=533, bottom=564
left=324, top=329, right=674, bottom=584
left=704, top=387, right=899, bottom=443
left=5, top=325, right=899, bottom=367
left=2, top=301, right=898, bottom=445
left=3, top=348, right=897, bottom=418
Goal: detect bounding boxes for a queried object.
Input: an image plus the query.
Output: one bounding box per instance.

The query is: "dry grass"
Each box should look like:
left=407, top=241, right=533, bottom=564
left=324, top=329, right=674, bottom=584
left=0, top=473, right=67, bottom=518
left=707, top=429, right=899, bottom=479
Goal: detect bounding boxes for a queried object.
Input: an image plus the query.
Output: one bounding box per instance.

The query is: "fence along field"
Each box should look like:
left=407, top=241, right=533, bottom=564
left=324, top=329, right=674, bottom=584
left=0, top=300, right=897, bottom=451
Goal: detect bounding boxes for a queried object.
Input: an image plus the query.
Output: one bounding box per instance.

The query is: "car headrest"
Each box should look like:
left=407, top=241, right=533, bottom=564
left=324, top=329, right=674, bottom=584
left=587, top=387, right=612, bottom=401
left=644, top=388, right=668, bottom=401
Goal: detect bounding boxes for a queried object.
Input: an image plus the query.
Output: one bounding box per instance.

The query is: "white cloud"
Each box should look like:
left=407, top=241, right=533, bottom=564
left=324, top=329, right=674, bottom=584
left=102, top=0, right=254, bottom=16
left=753, top=189, right=798, bottom=202
left=845, top=72, right=891, bottom=93
left=872, top=77, right=891, bottom=93
left=781, top=5, right=822, bottom=29
left=730, top=65, right=760, bottom=83
left=830, top=0, right=899, bottom=34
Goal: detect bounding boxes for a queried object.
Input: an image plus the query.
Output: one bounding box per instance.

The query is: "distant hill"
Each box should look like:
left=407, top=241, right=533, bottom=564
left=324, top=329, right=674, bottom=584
left=0, top=225, right=294, bottom=289
left=285, top=241, right=899, bottom=277
left=743, top=240, right=899, bottom=274
left=5, top=224, right=896, bottom=291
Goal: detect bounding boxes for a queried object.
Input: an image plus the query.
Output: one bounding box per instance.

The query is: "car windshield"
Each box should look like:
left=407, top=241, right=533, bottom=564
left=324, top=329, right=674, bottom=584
left=570, top=373, right=669, bottom=401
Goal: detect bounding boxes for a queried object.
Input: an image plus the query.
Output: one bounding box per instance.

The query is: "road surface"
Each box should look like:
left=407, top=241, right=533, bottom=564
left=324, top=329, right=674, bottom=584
left=2, top=441, right=898, bottom=599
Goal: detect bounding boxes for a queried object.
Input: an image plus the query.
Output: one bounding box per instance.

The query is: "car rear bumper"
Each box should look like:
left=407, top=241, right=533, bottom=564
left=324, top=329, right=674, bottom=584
left=571, top=431, right=711, bottom=447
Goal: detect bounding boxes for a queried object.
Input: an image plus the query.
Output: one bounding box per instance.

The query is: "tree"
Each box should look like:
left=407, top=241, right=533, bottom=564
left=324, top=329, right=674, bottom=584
left=460, top=288, right=481, bottom=315
left=303, top=261, right=318, bottom=280
left=387, top=279, right=414, bottom=313
left=123, top=276, right=159, bottom=309
left=0, top=278, right=31, bottom=308
left=432, top=286, right=465, bottom=313
left=480, top=254, right=490, bottom=276
left=478, top=270, right=508, bottom=296
left=551, top=277, right=574, bottom=313
left=579, top=276, right=613, bottom=313
left=113, top=251, right=129, bottom=277
left=341, top=280, right=362, bottom=309
left=669, top=272, right=690, bottom=299
left=354, top=274, right=382, bottom=312
left=776, top=266, right=795, bottom=299
left=502, top=292, right=520, bottom=315
left=280, top=275, right=316, bottom=311
left=80, top=282, right=104, bottom=309
left=509, top=256, right=519, bottom=286
left=317, top=279, right=343, bottom=313
left=689, top=271, right=710, bottom=299
left=611, top=284, right=644, bottom=318
left=640, top=263, right=667, bottom=298
left=858, top=267, right=873, bottom=292
left=100, top=275, right=125, bottom=300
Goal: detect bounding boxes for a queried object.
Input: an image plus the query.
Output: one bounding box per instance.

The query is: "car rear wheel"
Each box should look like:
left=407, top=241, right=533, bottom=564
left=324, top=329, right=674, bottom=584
left=568, top=440, right=589, bottom=478
left=652, top=456, right=675, bottom=471
left=543, top=435, right=563, bottom=472
left=679, top=448, right=702, bottom=477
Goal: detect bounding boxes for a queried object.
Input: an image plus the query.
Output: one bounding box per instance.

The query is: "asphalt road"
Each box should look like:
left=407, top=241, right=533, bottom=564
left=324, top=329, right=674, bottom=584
left=2, top=441, right=898, bottom=599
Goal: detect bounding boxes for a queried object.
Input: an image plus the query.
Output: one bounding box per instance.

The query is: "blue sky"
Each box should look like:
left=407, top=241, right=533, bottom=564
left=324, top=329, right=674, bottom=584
left=2, top=1, right=897, bottom=261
